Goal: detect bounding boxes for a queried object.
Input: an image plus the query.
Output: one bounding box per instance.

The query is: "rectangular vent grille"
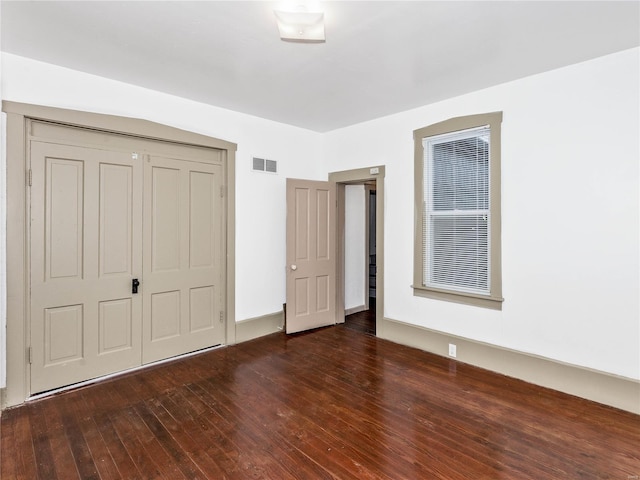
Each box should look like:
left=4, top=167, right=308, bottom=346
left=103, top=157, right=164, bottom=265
left=252, top=157, right=277, bottom=174
left=253, top=157, right=265, bottom=171
left=265, top=159, right=277, bottom=173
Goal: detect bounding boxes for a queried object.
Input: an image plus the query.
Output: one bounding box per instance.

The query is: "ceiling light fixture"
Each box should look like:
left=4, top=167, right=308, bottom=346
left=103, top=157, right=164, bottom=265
left=274, top=6, right=325, bottom=43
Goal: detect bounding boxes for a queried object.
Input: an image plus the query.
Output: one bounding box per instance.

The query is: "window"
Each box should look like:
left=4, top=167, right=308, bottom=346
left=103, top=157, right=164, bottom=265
left=413, top=112, right=503, bottom=309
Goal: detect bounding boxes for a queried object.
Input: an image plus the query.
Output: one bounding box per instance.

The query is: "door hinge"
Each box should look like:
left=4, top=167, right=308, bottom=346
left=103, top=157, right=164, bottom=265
left=27, top=169, right=32, bottom=187
left=219, top=311, right=224, bottom=323
left=28, top=346, right=32, bottom=364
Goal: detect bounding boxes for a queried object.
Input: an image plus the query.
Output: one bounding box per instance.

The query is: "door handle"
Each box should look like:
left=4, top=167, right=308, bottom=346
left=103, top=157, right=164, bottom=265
left=291, top=264, right=297, bottom=271
left=132, top=278, right=140, bottom=294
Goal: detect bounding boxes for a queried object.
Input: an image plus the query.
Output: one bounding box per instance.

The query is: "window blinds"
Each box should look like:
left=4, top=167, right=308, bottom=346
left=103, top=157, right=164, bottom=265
left=423, top=126, right=490, bottom=295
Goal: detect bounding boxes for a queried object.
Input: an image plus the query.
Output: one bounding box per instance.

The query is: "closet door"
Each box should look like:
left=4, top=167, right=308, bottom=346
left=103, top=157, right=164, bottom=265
left=28, top=124, right=226, bottom=395
left=30, top=141, right=143, bottom=393
left=142, top=153, right=225, bottom=363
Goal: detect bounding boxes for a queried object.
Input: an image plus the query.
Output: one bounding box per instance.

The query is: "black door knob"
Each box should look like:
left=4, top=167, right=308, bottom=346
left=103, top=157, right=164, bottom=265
left=132, top=278, right=140, bottom=294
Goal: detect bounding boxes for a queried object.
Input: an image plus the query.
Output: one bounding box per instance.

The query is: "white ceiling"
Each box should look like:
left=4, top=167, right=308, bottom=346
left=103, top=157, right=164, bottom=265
left=1, top=1, right=639, bottom=132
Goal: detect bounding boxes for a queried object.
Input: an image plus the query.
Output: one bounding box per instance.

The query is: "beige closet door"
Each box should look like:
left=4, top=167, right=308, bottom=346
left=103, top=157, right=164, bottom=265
left=142, top=154, right=225, bottom=363
left=286, top=179, right=336, bottom=333
left=30, top=142, right=143, bottom=394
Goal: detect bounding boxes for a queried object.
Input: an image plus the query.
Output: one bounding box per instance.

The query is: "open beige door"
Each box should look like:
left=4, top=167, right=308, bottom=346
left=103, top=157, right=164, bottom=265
left=286, top=179, right=336, bottom=333
left=30, top=142, right=143, bottom=393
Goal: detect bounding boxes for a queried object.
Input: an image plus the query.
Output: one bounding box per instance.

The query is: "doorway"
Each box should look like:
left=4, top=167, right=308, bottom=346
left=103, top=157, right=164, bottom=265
left=329, top=166, right=385, bottom=337
left=342, top=184, right=376, bottom=335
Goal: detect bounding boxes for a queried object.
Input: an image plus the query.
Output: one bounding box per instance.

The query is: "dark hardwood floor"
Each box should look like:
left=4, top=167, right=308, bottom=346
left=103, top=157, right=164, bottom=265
left=343, top=298, right=376, bottom=336
left=2, top=323, right=639, bottom=479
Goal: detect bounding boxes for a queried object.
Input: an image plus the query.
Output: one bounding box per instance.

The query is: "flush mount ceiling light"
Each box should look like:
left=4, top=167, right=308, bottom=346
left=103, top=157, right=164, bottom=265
left=274, top=7, right=325, bottom=42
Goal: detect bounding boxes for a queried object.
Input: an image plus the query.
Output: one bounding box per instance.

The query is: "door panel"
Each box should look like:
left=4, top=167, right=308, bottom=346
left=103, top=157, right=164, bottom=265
left=286, top=179, right=336, bottom=333
left=44, top=304, right=83, bottom=365
left=142, top=155, right=224, bottom=363
left=190, top=171, right=216, bottom=268
left=30, top=142, right=143, bottom=393
left=46, top=158, right=84, bottom=280
left=151, top=166, right=181, bottom=272
left=190, top=286, right=215, bottom=332
left=98, top=298, right=133, bottom=354
left=99, top=164, right=134, bottom=277
left=150, top=290, right=181, bottom=340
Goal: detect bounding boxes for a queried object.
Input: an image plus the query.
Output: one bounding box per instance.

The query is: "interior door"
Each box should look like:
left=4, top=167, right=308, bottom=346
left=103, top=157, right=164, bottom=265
left=142, top=153, right=225, bottom=363
left=30, top=141, right=143, bottom=393
left=286, top=179, right=336, bottom=333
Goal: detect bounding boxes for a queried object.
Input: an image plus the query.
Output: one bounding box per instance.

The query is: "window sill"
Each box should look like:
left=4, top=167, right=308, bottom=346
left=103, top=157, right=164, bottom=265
left=412, top=285, right=503, bottom=310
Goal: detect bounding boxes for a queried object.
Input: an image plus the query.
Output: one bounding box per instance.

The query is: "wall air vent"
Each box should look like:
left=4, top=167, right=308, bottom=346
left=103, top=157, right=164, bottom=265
left=252, top=157, right=278, bottom=174
left=265, top=159, right=277, bottom=173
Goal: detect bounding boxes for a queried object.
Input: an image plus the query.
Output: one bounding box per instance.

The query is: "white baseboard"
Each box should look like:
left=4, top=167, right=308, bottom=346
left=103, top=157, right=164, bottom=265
left=236, top=311, right=284, bottom=343
left=379, top=317, right=640, bottom=415
left=345, top=304, right=366, bottom=316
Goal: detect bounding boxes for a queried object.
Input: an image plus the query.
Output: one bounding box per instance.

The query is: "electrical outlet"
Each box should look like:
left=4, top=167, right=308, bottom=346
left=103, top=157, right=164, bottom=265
left=448, top=343, right=457, bottom=358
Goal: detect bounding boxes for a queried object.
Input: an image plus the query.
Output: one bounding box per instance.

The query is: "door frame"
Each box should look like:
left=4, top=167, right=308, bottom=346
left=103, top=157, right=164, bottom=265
left=329, top=166, right=385, bottom=334
left=2, top=101, right=237, bottom=408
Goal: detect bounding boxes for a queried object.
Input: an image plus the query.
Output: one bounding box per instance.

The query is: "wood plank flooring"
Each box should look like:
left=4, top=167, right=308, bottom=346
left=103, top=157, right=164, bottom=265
left=1, top=323, right=639, bottom=479
left=343, top=299, right=376, bottom=336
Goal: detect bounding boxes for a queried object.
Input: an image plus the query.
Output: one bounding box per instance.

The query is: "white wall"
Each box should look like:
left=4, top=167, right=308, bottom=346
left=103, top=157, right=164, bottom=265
left=0, top=53, right=325, bottom=330
left=325, top=48, right=640, bottom=381
left=1, top=48, right=638, bottom=389
left=344, top=185, right=366, bottom=309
